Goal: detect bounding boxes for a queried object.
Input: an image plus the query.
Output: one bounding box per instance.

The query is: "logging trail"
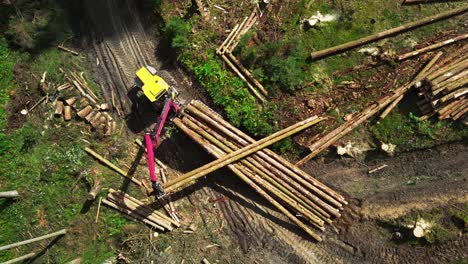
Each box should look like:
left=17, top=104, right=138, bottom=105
left=72, top=0, right=468, bottom=263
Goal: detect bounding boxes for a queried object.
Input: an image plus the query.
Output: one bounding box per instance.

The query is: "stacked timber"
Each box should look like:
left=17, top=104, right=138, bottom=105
left=217, top=9, right=268, bottom=103
left=170, top=100, right=347, bottom=241
left=297, top=51, right=446, bottom=165
left=55, top=70, right=116, bottom=135
left=103, top=189, right=180, bottom=232
left=416, top=49, right=468, bottom=122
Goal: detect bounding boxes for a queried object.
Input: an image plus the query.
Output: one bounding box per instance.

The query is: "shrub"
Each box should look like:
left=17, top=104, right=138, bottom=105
left=163, top=17, right=191, bottom=53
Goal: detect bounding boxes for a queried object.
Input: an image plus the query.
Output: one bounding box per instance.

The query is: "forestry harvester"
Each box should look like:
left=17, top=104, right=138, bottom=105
left=134, top=66, right=180, bottom=198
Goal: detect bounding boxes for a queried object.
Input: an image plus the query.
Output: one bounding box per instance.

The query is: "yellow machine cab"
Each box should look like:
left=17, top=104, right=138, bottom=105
left=135, top=66, right=170, bottom=102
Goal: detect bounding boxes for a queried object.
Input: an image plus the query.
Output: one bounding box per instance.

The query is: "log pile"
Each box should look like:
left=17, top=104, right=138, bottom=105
left=297, top=52, right=445, bottom=165
left=103, top=189, right=180, bottom=232
left=216, top=9, right=268, bottom=103
left=416, top=50, right=468, bottom=122
left=170, top=100, right=347, bottom=241
left=55, top=71, right=116, bottom=135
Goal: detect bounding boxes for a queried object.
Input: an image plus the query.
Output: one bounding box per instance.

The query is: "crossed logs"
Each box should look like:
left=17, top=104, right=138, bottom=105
left=170, top=100, right=347, bottom=241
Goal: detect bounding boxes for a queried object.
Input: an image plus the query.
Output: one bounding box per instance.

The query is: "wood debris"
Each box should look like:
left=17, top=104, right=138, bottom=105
left=58, top=44, right=79, bottom=56
left=297, top=51, right=446, bottom=165
left=103, top=189, right=180, bottom=232
left=416, top=51, right=468, bottom=121
left=168, top=100, right=346, bottom=241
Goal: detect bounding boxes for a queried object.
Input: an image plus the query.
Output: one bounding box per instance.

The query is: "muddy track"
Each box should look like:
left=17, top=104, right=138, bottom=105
left=78, top=1, right=468, bottom=262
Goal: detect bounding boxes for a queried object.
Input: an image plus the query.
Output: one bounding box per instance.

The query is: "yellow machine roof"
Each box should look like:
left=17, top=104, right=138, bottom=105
left=136, top=67, right=169, bottom=102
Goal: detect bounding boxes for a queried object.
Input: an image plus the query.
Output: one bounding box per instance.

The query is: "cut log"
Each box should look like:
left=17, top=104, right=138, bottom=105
left=0, top=229, right=67, bottom=251
left=397, top=33, right=468, bottom=61
left=0, top=190, right=19, bottom=198
left=84, top=147, right=144, bottom=187
left=87, top=176, right=102, bottom=200
left=64, top=105, right=72, bottom=121
left=99, top=103, right=110, bottom=111
left=2, top=252, right=36, bottom=264
left=310, top=6, right=468, bottom=60
left=65, top=97, right=77, bottom=106
left=55, top=101, right=64, bottom=117
left=77, top=106, right=93, bottom=119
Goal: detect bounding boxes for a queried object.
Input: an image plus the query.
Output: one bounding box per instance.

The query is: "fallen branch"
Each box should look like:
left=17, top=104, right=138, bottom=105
left=368, top=164, right=388, bottom=174
left=310, top=6, right=468, bottom=60
left=58, top=45, right=79, bottom=56
left=84, top=147, right=143, bottom=187
left=0, top=229, right=67, bottom=251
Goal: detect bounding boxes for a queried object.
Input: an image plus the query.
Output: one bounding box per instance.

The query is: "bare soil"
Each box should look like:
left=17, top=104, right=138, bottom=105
left=72, top=1, right=468, bottom=263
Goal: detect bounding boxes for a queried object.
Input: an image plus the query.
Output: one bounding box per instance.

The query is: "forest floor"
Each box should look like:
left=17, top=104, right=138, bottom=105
left=0, top=0, right=467, bottom=263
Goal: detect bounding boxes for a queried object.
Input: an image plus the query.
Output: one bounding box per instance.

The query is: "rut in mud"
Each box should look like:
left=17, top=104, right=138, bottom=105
left=75, top=1, right=468, bottom=263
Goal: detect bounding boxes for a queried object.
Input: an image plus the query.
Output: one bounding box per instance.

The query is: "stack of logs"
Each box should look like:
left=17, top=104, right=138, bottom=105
left=172, top=100, right=347, bottom=241
left=216, top=9, right=268, bottom=103
left=416, top=48, right=467, bottom=122
left=296, top=51, right=448, bottom=165
left=103, top=189, right=180, bottom=232
left=54, top=70, right=116, bottom=135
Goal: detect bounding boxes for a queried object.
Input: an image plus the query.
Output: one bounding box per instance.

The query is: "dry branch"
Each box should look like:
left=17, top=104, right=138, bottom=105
left=58, top=45, right=79, bottom=56
left=310, top=6, right=468, bottom=60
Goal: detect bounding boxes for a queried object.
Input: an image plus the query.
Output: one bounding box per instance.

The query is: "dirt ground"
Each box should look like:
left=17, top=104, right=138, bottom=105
left=71, top=1, right=467, bottom=263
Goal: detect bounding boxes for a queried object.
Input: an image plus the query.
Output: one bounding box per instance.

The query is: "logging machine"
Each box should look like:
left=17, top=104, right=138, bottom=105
left=135, top=66, right=180, bottom=198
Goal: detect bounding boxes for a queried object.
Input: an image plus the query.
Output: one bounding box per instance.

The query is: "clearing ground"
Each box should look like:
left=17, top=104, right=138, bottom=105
left=70, top=0, right=468, bottom=263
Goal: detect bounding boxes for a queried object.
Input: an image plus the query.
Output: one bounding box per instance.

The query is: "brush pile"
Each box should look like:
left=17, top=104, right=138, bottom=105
left=53, top=70, right=117, bottom=135
left=416, top=48, right=468, bottom=122
left=103, top=189, right=180, bottom=232
left=172, top=100, right=347, bottom=241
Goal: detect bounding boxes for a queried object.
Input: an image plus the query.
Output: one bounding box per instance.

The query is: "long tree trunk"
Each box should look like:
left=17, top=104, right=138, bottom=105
left=310, top=6, right=468, bottom=60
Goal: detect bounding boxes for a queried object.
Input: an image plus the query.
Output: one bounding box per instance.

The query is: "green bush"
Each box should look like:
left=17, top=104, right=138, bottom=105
left=5, top=1, right=67, bottom=51
left=0, top=38, right=17, bottom=153
left=189, top=53, right=276, bottom=136
left=163, top=17, right=191, bottom=53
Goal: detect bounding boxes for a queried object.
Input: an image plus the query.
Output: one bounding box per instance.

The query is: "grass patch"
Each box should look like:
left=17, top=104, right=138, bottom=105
left=371, top=111, right=468, bottom=152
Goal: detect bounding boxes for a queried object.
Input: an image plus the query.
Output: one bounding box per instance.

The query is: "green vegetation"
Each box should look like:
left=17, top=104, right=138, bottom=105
left=162, top=17, right=277, bottom=137
left=158, top=0, right=466, bottom=154
left=0, top=38, right=17, bottom=150
left=0, top=2, right=127, bottom=262
left=4, top=0, right=69, bottom=50
left=371, top=111, right=468, bottom=151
